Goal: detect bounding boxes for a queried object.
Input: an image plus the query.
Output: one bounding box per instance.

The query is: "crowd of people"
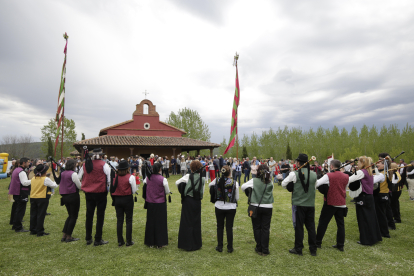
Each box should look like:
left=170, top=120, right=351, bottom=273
left=6, top=149, right=414, bottom=257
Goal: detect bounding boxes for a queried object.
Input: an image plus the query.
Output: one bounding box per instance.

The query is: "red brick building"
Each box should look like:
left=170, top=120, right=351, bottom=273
left=73, top=99, right=220, bottom=159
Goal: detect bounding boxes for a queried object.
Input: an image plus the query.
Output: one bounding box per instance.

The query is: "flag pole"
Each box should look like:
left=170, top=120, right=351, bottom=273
left=54, top=32, right=68, bottom=158
left=223, top=52, right=240, bottom=156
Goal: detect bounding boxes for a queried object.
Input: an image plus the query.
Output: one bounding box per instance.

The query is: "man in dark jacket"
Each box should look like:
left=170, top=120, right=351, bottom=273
left=243, top=157, right=251, bottom=183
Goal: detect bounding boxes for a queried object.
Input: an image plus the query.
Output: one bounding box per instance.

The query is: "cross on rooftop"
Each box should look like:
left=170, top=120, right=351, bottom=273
left=143, top=90, right=149, bottom=99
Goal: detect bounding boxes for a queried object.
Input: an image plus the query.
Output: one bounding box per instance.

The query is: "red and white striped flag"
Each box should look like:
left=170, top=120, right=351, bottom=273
left=224, top=53, right=240, bottom=155
left=54, top=33, right=69, bottom=156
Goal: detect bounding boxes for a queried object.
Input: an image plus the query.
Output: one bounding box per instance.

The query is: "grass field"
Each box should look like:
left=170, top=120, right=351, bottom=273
left=0, top=174, right=413, bottom=276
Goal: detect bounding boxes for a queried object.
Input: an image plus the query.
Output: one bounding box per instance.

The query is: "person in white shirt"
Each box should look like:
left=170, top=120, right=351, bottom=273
left=209, top=165, right=239, bottom=253
left=241, top=164, right=274, bottom=256
left=29, top=164, right=58, bottom=236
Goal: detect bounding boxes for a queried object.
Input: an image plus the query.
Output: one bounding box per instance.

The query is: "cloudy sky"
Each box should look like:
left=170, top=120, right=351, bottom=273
left=1, top=0, right=413, bottom=144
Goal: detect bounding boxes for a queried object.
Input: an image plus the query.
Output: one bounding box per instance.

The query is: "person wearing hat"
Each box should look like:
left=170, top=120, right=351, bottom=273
left=315, top=159, right=349, bottom=251
left=51, top=159, right=82, bottom=242
left=29, top=164, right=58, bottom=236
left=143, top=162, right=170, bottom=248
left=282, top=153, right=318, bottom=256
left=78, top=148, right=111, bottom=246
left=8, top=157, right=32, bottom=232
left=110, top=160, right=137, bottom=247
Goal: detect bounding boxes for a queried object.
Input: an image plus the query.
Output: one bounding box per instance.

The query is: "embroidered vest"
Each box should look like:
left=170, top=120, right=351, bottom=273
left=215, top=177, right=237, bottom=203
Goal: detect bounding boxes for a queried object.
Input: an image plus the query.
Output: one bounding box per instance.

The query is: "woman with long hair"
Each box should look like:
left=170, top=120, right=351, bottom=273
left=143, top=162, right=170, bottom=248
left=241, top=164, right=274, bottom=256
left=176, top=160, right=205, bottom=251
left=209, top=165, right=239, bottom=253
left=52, top=159, right=82, bottom=242
left=110, top=160, right=137, bottom=247
left=348, top=156, right=384, bottom=245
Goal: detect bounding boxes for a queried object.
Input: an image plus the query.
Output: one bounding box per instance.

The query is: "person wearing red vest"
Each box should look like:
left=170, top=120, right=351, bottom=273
left=110, top=160, right=137, bottom=247
left=78, top=148, right=111, bottom=246
left=315, top=159, right=349, bottom=251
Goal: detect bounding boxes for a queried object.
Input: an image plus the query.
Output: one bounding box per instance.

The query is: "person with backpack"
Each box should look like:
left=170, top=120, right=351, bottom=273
left=209, top=165, right=239, bottom=253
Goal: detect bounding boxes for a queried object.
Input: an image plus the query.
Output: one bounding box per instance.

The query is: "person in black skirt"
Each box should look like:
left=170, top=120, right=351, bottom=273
left=348, top=156, right=384, bottom=245
left=143, top=162, right=170, bottom=248
left=176, top=160, right=205, bottom=251
left=110, top=160, right=137, bottom=247
left=52, top=159, right=81, bottom=242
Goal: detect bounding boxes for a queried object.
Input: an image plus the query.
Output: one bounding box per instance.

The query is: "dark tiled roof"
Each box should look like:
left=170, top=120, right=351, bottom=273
left=73, top=135, right=220, bottom=148
left=70, top=150, right=80, bottom=156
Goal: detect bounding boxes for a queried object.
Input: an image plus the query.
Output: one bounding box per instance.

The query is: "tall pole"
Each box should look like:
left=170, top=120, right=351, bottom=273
left=61, top=116, right=64, bottom=160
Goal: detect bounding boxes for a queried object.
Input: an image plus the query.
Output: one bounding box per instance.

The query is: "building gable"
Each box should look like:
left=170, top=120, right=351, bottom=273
left=99, top=99, right=186, bottom=137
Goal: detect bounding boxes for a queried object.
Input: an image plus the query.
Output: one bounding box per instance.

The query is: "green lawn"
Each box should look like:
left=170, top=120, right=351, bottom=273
left=0, top=175, right=413, bottom=275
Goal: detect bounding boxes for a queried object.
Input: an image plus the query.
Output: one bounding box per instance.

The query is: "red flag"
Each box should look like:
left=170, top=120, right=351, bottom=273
left=224, top=53, right=240, bottom=155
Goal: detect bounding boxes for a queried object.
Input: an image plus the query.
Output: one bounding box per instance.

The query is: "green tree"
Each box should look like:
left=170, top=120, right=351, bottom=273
left=242, top=146, right=248, bottom=158
left=286, top=142, right=292, bottom=160
left=40, top=117, right=77, bottom=160
left=46, top=136, right=53, bottom=159
left=81, top=133, right=85, bottom=140
left=165, top=108, right=211, bottom=142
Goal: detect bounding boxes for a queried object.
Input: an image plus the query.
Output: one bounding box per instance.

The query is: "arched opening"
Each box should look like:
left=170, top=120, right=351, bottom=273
left=143, top=104, right=149, bottom=114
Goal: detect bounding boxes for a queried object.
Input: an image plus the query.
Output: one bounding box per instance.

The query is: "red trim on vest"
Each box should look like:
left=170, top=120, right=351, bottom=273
left=81, top=160, right=107, bottom=193
left=326, top=171, right=349, bottom=206
left=112, top=174, right=132, bottom=196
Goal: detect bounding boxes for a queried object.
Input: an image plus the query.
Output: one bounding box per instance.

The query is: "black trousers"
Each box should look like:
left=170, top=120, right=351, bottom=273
left=390, top=190, right=401, bottom=222
left=114, top=195, right=134, bottom=244
left=61, top=193, right=80, bottom=236
left=374, top=193, right=390, bottom=237
left=12, top=195, right=28, bottom=230
left=10, top=201, right=17, bottom=225
left=164, top=168, right=169, bottom=178
left=294, top=206, right=317, bottom=252
left=385, top=194, right=396, bottom=229
left=251, top=207, right=273, bottom=254
left=85, top=192, right=107, bottom=241
left=215, top=208, right=236, bottom=250
left=30, top=198, right=49, bottom=235
left=316, top=204, right=345, bottom=248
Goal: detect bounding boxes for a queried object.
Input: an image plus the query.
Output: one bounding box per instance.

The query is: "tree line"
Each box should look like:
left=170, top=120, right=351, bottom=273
left=217, top=123, right=414, bottom=163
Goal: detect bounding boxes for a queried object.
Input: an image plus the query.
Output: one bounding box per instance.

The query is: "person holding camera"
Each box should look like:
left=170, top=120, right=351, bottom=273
left=241, top=164, right=274, bottom=256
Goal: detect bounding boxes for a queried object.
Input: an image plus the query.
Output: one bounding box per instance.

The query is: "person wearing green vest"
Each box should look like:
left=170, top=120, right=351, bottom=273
left=282, top=153, right=318, bottom=256
left=176, top=160, right=205, bottom=251
left=241, top=164, right=274, bottom=256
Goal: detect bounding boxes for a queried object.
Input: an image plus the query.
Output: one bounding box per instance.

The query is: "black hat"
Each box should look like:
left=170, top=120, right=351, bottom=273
left=296, top=153, right=308, bottom=163
left=118, top=160, right=129, bottom=170
left=93, top=148, right=105, bottom=155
